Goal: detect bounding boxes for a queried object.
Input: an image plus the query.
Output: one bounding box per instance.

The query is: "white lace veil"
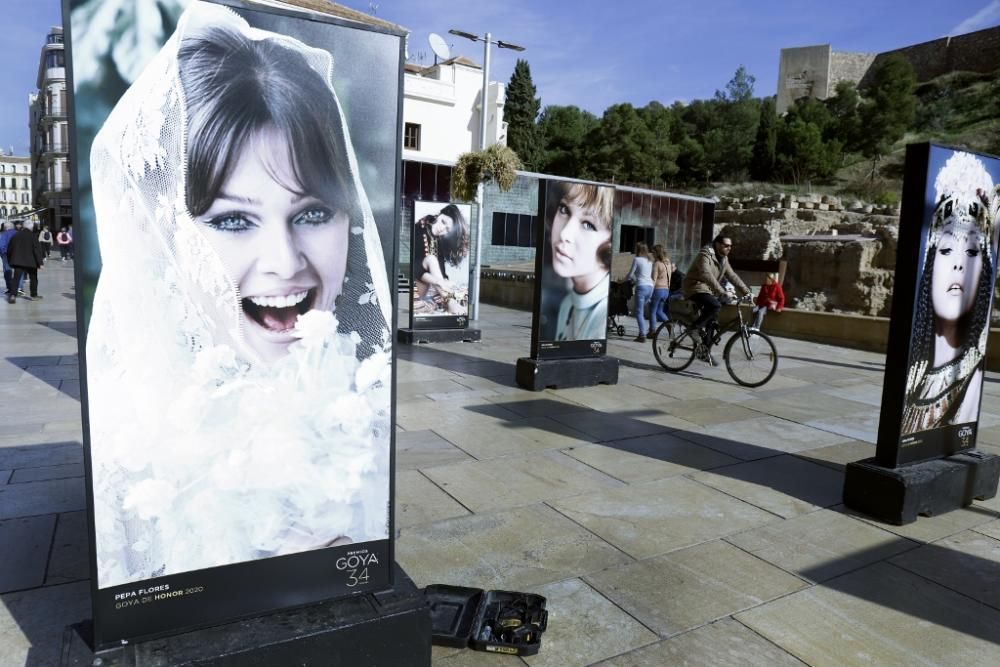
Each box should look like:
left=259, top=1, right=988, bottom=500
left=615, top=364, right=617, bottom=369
left=87, top=1, right=392, bottom=589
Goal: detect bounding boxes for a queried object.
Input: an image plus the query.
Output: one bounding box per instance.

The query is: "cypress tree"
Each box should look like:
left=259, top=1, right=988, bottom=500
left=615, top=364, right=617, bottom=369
left=505, top=59, right=541, bottom=170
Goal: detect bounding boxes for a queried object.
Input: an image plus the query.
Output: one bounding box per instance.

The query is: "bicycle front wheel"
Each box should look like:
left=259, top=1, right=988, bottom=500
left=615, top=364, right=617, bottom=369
left=723, top=329, right=778, bottom=387
left=653, top=322, right=697, bottom=372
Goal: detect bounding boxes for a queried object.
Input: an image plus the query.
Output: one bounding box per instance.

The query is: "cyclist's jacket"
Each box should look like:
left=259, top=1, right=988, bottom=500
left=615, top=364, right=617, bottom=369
left=682, top=244, right=750, bottom=298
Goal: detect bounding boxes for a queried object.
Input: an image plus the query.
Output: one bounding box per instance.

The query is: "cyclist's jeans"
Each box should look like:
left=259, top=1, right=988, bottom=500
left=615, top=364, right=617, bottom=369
left=689, top=293, right=721, bottom=345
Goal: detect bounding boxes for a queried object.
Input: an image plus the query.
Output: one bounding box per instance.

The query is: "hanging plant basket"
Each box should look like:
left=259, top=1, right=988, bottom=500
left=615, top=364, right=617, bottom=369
left=452, top=144, right=523, bottom=201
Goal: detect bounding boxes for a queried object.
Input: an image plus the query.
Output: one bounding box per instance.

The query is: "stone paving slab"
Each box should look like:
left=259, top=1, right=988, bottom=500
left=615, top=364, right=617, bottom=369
left=396, top=429, right=475, bottom=470
left=430, top=417, right=592, bottom=460
left=396, top=504, right=633, bottom=591
left=0, top=515, right=57, bottom=593
left=600, top=618, right=808, bottom=666
left=585, top=540, right=806, bottom=638
left=547, top=410, right=674, bottom=443
left=0, top=476, right=86, bottom=520
left=736, top=562, right=1000, bottom=666
left=890, top=530, right=1000, bottom=610
left=550, top=476, right=778, bottom=560
left=562, top=436, right=740, bottom=484
left=421, top=450, right=624, bottom=513
left=45, top=511, right=89, bottom=586
left=792, top=440, right=877, bottom=471
left=522, top=578, right=658, bottom=667
left=838, top=503, right=1000, bottom=544
left=690, top=456, right=844, bottom=518
left=0, top=581, right=91, bottom=667
left=396, top=470, right=471, bottom=529
left=9, top=462, right=83, bottom=484
left=726, top=509, right=919, bottom=583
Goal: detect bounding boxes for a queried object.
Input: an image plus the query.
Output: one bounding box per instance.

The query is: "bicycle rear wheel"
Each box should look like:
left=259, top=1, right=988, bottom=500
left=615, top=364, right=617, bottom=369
left=723, top=329, right=778, bottom=387
left=653, top=322, right=697, bottom=372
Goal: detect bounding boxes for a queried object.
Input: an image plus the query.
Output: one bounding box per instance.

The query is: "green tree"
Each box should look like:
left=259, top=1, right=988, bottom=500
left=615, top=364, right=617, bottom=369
left=824, top=81, right=862, bottom=151
left=537, top=105, right=598, bottom=177
left=505, top=59, right=542, bottom=169
left=857, top=54, right=917, bottom=177
left=750, top=97, right=777, bottom=181
left=583, top=103, right=659, bottom=183
left=707, top=65, right=760, bottom=180
left=775, top=116, right=841, bottom=185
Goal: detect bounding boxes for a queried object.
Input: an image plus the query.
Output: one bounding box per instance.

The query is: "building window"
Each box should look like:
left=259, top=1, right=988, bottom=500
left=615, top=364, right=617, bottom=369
left=618, top=224, right=655, bottom=253
left=403, top=123, right=421, bottom=150
left=0, top=178, right=5, bottom=189
left=22, top=178, right=28, bottom=189
left=491, top=212, right=537, bottom=248
left=45, top=51, right=65, bottom=68
left=22, top=193, right=29, bottom=204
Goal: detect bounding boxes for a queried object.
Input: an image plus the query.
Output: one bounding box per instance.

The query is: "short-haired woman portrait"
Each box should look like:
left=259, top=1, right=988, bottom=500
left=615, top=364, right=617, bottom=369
left=85, top=1, right=392, bottom=588
left=412, top=202, right=470, bottom=317
left=539, top=181, right=614, bottom=342
left=902, top=151, right=1000, bottom=436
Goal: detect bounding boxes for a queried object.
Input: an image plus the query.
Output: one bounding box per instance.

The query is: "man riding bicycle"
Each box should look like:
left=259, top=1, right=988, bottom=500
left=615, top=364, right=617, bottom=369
left=682, top=234, right=752, bottom=363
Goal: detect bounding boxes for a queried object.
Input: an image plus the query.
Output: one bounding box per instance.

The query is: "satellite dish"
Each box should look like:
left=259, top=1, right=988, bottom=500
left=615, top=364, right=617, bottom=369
left=429, top=33, right=451, bottom=63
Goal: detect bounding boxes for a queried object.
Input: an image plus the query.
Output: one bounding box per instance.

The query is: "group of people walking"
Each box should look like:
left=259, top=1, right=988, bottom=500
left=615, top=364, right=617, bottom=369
left=0, top=220, right=74, bottom=303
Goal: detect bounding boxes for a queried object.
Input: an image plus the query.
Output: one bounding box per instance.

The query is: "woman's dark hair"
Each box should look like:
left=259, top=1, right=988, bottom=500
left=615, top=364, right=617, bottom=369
left=177, top=27, right=358, bottom=223
left=435, top=204, right=469, bottom=266
left=909, top=237, right=993, bottom=380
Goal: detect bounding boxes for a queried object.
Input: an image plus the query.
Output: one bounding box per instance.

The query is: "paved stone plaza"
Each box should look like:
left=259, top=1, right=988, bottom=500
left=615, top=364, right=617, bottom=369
left=3, top=261, right=1000, bottom=665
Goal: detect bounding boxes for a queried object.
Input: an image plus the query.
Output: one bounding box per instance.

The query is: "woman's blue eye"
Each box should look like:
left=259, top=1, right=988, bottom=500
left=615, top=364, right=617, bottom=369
left=293, top=206, right=334, bottom=226
left=582, top=220, right=597, bottom=232
left=939, top=247, right=952, bottom=256
left=967, top=247, right=980, bottom=257
left=205, top=213, right=254, bottom=233
left=557, top=203, right=570, bottom=216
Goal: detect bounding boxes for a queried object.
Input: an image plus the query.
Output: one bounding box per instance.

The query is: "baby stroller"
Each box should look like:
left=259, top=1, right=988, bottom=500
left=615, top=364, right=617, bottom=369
left=607, top=280, right=632, bottom=337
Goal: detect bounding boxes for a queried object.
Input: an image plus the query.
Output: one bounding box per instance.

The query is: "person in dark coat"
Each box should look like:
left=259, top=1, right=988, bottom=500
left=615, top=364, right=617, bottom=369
left=6, top=220, right=45, bottom=303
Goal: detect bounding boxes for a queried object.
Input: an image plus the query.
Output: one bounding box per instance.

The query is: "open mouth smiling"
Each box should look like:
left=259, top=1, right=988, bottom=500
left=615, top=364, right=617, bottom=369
left=242, top=288, right=317, bottom=333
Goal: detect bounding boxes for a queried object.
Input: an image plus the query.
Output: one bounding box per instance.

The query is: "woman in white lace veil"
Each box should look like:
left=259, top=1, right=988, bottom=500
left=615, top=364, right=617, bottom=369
left=86, top=1, right=392, bottom=589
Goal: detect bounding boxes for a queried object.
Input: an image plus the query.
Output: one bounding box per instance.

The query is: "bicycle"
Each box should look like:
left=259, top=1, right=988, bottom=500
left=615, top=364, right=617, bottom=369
left=652, top=294, right=778, bottom=387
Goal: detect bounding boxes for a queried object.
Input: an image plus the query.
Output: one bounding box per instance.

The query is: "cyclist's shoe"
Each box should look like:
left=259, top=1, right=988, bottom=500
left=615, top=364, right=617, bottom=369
left=695, top=344, right=717, bottom=366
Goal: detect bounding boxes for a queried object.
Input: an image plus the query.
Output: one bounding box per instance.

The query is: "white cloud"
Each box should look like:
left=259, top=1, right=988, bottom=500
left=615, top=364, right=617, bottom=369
left=948, top=0, right=1000, bottom=36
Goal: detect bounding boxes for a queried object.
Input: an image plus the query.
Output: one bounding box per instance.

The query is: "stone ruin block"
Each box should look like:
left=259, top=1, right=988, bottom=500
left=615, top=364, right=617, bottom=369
left=719, top=222, right=782, bottom=261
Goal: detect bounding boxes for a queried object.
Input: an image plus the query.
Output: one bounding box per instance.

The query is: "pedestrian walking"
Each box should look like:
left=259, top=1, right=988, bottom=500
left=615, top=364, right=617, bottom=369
left=56, top=227, right=72, bottom=261
left=0, top=222, right=16, bottom=295
left=39, top=225, right=53, bottom=258
left=7, top=220, right=45, bottom=303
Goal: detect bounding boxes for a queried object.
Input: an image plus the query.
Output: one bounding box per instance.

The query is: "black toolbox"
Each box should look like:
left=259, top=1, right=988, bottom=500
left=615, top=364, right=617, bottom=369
left=423, top=585, right=548, bottom=656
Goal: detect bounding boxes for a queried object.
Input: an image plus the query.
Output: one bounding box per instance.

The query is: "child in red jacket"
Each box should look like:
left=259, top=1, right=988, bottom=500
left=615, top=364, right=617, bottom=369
left=752, top=272, right=785, bottom=330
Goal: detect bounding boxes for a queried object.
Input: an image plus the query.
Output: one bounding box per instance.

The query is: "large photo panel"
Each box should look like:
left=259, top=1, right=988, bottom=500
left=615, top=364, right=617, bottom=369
left=66, top=0, right=402, bottom=647
left=880, top=145, right=1000, bottom=465
left=410, top=200, right=471, bottom=329
left=531, top=179, right=615, bottom=359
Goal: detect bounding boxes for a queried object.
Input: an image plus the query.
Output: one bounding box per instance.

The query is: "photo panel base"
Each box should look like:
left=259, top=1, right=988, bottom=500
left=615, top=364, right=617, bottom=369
left=843, top=450, right=1000, bottom=525
left=61, top=564, right=431, bottom=667
left=398, top=327, right=481, bottom=344
left=515, top=356, right=619, bottom=391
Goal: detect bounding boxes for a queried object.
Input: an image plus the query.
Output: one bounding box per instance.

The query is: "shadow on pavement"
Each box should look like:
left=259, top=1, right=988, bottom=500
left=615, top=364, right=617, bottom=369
left=6, top=355, right=80, bottom=399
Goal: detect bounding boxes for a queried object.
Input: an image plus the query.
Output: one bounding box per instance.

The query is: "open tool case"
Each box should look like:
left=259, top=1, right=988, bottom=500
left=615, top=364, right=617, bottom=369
left=423, top=585, right=548, bottom=656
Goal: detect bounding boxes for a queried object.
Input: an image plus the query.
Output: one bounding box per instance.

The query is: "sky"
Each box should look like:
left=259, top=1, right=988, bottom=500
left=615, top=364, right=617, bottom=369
left=2, top=0, right=999, bottom=155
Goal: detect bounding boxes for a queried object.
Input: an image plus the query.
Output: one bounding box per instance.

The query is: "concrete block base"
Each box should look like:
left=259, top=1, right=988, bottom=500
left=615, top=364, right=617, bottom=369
left=61, top=565, right=430, bottom=667
left=843, top=451, right=1000, bottom=525
left=516, top=356, right=619, bottom=391
left=398, top=328, right=481, bottom=344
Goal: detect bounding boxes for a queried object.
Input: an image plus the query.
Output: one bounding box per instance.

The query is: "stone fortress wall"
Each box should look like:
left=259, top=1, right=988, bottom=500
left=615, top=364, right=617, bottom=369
left=776, top=25, right=1000, bottom=113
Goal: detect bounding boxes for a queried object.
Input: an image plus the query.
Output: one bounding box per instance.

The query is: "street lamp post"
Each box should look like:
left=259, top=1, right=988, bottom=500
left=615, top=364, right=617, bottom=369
left=448, top=29, right=524, bottom=322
